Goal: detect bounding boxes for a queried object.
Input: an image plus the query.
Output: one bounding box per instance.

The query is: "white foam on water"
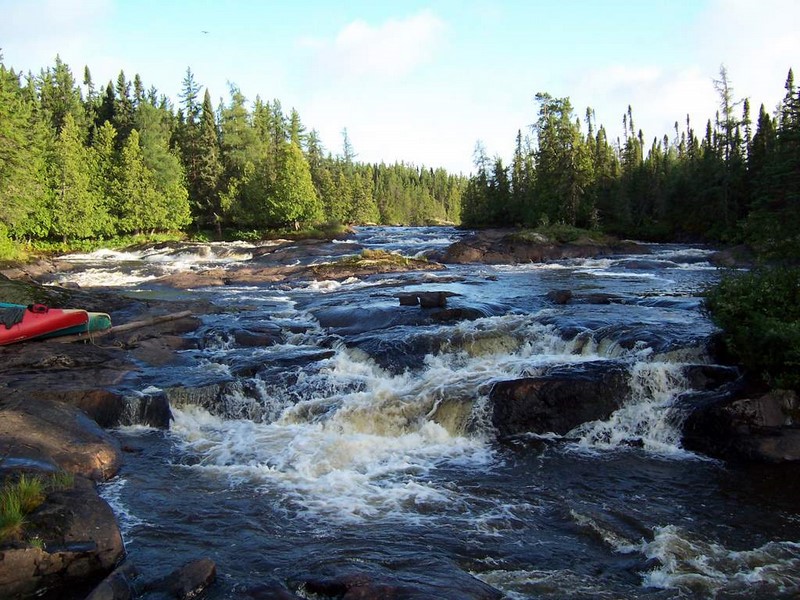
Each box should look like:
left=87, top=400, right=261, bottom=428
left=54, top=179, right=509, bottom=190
left=165, top=310, right=692, bottom=524
left=475, top=566, right=618, bottom=600
left=53, top=242, right=255, bottom=288
left=98, top=478, right=150, bottom=539
left=170, top=403, right=492, bottom=524
left=639, top=525, right=800, bottom=596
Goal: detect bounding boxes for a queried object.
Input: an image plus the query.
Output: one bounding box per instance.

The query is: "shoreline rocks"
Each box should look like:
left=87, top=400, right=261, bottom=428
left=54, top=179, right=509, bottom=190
left=0, top=476, right=125, bottom=600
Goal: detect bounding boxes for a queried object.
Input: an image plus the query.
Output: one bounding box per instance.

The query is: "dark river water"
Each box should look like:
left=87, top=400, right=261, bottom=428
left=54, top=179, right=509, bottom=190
left=53, top=227, right=800, bottom=599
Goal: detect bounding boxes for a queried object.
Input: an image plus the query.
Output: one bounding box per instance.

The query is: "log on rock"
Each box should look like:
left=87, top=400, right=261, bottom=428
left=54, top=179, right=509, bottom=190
left=55, top=310, right=194, bottom=344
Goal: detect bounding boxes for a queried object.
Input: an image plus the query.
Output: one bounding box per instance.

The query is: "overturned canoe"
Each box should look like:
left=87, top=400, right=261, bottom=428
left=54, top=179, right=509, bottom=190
left=40, top=311, right=112, bottom=339
left=0, top=303, right=90, bottom=346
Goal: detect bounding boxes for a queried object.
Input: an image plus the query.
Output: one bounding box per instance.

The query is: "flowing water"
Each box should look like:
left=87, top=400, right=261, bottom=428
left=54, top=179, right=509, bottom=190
left=52, top=228, right=800, bottom=599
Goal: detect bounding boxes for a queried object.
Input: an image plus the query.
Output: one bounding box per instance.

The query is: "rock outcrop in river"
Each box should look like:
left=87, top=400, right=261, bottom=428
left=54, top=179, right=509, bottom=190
left=440, top=228, right=647, bottom=264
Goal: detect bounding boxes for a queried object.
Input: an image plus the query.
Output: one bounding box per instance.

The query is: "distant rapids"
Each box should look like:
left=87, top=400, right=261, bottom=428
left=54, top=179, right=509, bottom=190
left=48, top=227, right=800, bottom=599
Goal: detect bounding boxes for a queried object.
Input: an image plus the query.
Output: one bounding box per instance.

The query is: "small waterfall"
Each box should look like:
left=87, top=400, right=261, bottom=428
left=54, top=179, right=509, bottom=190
left=569, top=361, right=691, bottom=454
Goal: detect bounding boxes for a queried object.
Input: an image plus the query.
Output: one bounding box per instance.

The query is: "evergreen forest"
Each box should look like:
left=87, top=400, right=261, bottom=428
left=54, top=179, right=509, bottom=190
left=0, top=56, right=464, bottom=256
left=462, top=66, right=800, bottom=259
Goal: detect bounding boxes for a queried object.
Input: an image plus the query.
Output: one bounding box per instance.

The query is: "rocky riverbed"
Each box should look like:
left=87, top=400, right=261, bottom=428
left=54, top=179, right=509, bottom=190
left=1, top=228, right=798, bottom=599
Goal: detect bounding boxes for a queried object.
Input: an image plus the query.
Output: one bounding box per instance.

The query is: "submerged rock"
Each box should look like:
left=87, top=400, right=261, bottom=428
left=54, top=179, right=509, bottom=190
left=84, top=563, right=139, bottom=600
left=143, top=558, right=217, bottom=599
left=290, top=563, right=503, bottom=600
left=490, top=362, right=631, bottom=437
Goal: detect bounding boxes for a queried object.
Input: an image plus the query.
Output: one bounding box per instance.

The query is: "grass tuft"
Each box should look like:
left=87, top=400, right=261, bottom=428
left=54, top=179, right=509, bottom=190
left=47, top=471, right=75, bottom=492
left=0, top=489, right=26, bottom=543
left=14, top=474, right=46, bottom=513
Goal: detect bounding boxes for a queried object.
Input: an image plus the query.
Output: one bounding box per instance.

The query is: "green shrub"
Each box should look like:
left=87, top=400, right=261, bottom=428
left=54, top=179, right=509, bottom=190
left=704, top=267, right=800, bottom=389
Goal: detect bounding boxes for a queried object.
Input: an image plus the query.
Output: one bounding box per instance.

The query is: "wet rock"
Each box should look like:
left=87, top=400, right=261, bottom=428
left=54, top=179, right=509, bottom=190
left=398, top=293, right=420, bottom=306
left=681, top=364, right=740, bottom=391
left=429, top=307, right=485, bottom=322
left=0, top=476, right=125, bottom=599
left=84, top=561, right=139, bottom=600
left=398, top=291, right=454, bottom=308
left=144, top=558, right=217, bottom=599
left=0, top=342, right=133, bottom=390
left=709, top=244, right=755, bottom=268
left=490, top=362, right=631, bottom=437
left=231, top=325, right=283, bottom=348
left=578, top=292, right=625, bottom=305
left=155, top=269, right=228, bottom=288
left=0, top=397, right=122, bottom=480
left=682, top=389, right=800, bottom=462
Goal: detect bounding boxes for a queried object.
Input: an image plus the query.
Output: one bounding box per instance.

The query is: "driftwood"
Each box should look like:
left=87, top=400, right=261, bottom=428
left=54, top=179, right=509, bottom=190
left=54, top=310, right=193, bottom=344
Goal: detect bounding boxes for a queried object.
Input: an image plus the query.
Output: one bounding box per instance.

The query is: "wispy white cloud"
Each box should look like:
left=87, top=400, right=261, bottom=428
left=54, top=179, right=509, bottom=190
left=300, top=10, right=447, bottom=81
left=1, top=0, right=112, bottom=73
left=574, top=65, right=718, bottom=144
left=569, top=0, right=800, bottom=148
left=698, top=0, right=800, bottom=113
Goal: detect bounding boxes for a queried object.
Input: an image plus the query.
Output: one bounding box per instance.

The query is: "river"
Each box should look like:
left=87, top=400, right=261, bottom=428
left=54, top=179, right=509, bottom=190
left=52, top=227, right=800, bottom=599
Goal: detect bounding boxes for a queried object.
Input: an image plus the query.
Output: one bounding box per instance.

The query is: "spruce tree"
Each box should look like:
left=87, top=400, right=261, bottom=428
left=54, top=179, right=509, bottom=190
left=50, top=113, right=104, bottom=240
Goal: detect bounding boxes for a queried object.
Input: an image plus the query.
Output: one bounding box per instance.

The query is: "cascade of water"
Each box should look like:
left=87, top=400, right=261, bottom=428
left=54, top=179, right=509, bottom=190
left=568, top=360, right=691, bottom=453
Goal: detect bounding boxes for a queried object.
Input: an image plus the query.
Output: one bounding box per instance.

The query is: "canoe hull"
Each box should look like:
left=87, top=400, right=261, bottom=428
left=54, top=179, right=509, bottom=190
left=0, top=303, right=90, bottom=345
left=40, top=311, right=112, bottom=338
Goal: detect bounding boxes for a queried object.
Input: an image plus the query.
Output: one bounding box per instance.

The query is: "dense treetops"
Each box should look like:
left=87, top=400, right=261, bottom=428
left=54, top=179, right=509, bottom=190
left=462, top=66, right=800, bottom=257
left=0, top=56, right=464, bottom=255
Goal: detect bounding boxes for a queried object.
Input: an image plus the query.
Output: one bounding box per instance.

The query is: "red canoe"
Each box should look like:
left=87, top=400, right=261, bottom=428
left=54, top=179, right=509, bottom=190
left=0, top=304, right=89, bottom=346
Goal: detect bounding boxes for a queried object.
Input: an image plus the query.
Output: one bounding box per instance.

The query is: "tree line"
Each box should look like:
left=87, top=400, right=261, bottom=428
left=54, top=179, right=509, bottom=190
left=0, top=55, right=465, bottom=252
left=462, top=66, right=800, bottom=257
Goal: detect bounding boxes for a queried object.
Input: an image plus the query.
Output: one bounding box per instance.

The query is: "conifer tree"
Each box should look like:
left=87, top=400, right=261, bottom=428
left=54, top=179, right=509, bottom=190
left=115, top=129, right=163, bottom=233
left=50, top=113, right=104, bottom=240
left=266, top=141, right=322, bottom=229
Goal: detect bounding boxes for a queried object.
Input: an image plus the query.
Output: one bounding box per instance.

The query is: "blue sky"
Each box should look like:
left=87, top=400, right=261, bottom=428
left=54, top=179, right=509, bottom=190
left=2, top=0, right=799, bottom=173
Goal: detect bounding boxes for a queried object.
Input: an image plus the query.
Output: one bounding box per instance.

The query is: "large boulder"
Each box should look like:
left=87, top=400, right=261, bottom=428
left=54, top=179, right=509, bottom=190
left=490, top=362, right=631, bottom=437
left=142, top=558, right=217, bottom=600
left=0, top=476, right=125, bottom=599
left=682, top=389, right=800, bottom=462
